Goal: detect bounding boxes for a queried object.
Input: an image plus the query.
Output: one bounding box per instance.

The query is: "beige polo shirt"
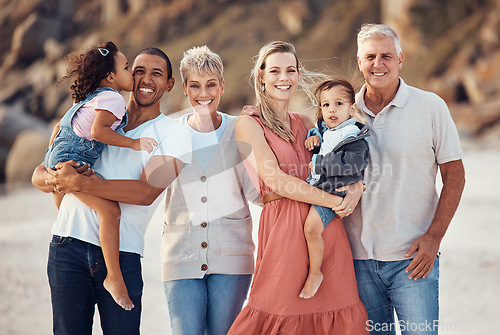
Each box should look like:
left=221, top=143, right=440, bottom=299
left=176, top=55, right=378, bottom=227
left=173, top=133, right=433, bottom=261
left=344, top=78, right=463, bottom=261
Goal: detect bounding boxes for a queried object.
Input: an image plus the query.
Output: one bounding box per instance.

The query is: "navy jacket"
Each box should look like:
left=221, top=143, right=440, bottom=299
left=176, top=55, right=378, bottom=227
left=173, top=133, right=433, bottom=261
left=311, top=121, right=370, bottom=197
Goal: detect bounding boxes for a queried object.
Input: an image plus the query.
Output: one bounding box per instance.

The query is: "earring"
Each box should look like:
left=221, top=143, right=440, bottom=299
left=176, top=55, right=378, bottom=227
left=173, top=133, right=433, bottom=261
left=261, top=84, right=265, bottom=92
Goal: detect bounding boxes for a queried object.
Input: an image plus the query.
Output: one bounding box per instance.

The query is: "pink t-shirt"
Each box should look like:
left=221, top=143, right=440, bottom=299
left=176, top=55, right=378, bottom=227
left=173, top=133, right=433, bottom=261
left=71, top=90, right=127, bottom=141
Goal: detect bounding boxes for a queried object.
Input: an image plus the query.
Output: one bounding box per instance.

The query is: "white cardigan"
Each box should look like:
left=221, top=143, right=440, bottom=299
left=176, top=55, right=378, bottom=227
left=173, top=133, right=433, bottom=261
left=161, top=114, right=259, bottom=281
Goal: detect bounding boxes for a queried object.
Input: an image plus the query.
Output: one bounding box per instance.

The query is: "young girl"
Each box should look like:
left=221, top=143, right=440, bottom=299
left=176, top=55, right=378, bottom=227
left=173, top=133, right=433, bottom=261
left=300, top=78, right=370, bottom=299
left=44, top=41, right=157, bottom=311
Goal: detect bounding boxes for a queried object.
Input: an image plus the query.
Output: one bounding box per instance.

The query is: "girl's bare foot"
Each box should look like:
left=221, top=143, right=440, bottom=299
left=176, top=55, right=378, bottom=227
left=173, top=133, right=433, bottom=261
left=103, top=276, right=135, bottom=311
left=299, top=272, right=324, bottom=299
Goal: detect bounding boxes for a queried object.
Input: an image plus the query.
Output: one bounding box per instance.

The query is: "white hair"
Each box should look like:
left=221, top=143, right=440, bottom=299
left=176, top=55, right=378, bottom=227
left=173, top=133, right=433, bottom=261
left=357, top=23, right=402, bottom=56
left=179, top=45, right=223, bottom=84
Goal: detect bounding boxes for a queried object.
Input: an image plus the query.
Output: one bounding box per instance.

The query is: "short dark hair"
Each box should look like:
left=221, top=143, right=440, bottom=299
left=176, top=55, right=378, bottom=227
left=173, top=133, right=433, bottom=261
left=314, top=77, right=356, bottom=122
left=136, top=47, right=173, bottom=79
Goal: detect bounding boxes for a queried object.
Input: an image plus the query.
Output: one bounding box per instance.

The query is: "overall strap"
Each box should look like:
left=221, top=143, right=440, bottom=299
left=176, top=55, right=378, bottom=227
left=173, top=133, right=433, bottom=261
left=59, top=87, right=118, bottom=129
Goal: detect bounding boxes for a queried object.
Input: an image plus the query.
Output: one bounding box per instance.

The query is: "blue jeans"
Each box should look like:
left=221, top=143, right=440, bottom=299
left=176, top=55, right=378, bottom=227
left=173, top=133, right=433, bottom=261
left=47, top=235, right=143, bottom=335
left=354, top=258, right=440, bottom=335
left=163, top=274, right=252, bottom=335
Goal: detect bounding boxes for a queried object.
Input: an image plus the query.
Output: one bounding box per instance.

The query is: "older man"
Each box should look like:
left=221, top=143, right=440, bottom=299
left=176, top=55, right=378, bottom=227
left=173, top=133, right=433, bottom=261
left=32, top=47, right=191, bottom=335
left=344, top=24, right=465, bottom=334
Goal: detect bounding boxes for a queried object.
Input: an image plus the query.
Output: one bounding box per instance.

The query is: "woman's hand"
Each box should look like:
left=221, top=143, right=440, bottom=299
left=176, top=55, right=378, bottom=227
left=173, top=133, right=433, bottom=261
left=305, top=136, right=320, bottom=151
left=240, top=105, right=260, bottom=116
left=332, top=180, right=364, bottom=217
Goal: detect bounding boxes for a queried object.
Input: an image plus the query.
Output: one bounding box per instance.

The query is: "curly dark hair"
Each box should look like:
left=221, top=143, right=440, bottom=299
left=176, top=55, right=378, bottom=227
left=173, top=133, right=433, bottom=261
left=59, top=41, right=119, bottom=102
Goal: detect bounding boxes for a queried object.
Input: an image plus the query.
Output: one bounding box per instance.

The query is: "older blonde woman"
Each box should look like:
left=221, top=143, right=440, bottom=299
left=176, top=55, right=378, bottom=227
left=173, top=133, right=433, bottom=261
left=228, top=41, right=368, bottom=334
left=161, top=46, right=259, bottom=335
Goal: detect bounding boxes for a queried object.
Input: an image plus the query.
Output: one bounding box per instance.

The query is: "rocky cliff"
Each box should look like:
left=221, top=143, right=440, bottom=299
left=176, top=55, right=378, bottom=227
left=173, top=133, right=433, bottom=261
left=0, top=0, right=499, bottom=185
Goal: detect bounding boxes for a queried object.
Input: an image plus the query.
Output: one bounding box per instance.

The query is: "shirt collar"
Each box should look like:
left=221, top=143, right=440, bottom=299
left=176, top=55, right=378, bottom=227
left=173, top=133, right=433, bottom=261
left=356, top=77, right=409, bottom=116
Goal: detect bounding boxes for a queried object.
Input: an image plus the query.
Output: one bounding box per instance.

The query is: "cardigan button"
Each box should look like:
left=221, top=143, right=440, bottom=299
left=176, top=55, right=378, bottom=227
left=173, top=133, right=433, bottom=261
left=200, top=175, right=207, bottom=182
left=201, top=242, right=208, bottom=249
left=201, top=196, right=207, bottom=203
left=201, top=221, right=207, bottom=228
left=201, top=264, right=208, bottom=271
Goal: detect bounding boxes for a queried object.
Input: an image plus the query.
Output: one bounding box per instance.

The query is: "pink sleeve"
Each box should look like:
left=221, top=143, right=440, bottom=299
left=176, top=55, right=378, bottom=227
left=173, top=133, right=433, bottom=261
left=93, top=91, right=127, bottom=120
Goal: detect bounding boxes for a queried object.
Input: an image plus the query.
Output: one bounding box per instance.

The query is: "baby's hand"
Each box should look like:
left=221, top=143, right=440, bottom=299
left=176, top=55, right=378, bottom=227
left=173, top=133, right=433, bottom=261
left=133, top=137, right=158, bottom=153
left=305, top=136, right=320, bottom=151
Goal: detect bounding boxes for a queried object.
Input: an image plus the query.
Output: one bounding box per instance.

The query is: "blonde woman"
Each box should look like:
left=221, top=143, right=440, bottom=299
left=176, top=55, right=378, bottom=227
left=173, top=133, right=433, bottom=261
left=161, top=46, right=259, bottom=335
left=228, top=41, right=368, bottom=334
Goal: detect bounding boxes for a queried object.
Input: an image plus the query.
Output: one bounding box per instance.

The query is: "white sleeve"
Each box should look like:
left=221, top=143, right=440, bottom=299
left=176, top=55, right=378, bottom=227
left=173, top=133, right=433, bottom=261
left=153, top=120, right=192, bottom=166
left=432, top=96, right=463, bottom=164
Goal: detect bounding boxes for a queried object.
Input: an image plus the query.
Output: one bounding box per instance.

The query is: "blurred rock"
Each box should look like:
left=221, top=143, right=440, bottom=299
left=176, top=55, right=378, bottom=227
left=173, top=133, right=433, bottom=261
left=451, top=100, right=500, bottom=141
left=0, top=0, right=498, bottom=184
left=5, top=129, right=50, bottom=185
left=278, top=1, right=310, bottom=36
left=4, top=13, right=63, bottom=68
left=382, top=0, right=424, bottom=56
left=0, top=103, right=48, bottom=147
left=0, top=102, right=50, bottom=184
left=0, top=144, right=8, bottom=184
left=43, top=39, right=66, bottom=63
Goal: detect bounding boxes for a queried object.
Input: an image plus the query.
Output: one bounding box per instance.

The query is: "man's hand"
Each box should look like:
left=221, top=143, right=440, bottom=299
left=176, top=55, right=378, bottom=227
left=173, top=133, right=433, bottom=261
left=404, top=159, right=465, bottom=280
left=404, top=233, right=441, bottom=280
left=305, top=136, right=320, bottom=151
left=46, top=160, right=92, bottom=193
left=332, top=180, right=364, bottom=218
left=240, top=105, right=260, bottom=116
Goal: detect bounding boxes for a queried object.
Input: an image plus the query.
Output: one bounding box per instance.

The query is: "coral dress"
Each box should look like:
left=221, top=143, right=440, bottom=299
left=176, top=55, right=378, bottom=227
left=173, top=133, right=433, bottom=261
left=228, top=113, right=368, bottom=334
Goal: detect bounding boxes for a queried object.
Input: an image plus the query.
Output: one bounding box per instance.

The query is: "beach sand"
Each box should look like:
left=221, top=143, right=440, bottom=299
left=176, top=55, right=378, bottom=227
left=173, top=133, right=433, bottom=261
left=1, top=148, right=499, bottom=334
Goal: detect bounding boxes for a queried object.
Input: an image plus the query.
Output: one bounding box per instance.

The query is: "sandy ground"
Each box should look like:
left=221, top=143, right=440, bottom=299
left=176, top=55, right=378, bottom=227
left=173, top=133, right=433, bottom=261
left=1, top=148, right=500, bottom=335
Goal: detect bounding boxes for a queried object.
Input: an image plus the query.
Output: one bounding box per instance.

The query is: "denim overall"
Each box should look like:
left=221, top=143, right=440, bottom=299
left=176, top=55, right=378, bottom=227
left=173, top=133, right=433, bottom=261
left=44, top=87, right=128, bottom=169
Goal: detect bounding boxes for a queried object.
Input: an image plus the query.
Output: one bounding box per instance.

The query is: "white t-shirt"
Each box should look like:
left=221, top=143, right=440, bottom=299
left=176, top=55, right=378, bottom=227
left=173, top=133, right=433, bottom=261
left=183, top=112, right=227, bottom=172
left=344, top=78, right=463, bottom=261
left=71, top=90, right=127, bottom=141
left=52, top=114, right=192, bottom=256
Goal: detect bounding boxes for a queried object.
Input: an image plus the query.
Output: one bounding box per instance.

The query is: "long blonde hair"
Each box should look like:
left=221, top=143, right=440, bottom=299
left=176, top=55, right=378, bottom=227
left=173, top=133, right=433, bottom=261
left=251, top=41, right=326, bottom=142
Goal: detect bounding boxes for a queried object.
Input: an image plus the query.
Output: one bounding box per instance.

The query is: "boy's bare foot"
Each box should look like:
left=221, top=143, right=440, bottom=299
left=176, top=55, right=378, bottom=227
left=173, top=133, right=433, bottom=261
left=104, top=276, right=135, bottom=311
left=299, top=272, right=324, bottom=299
